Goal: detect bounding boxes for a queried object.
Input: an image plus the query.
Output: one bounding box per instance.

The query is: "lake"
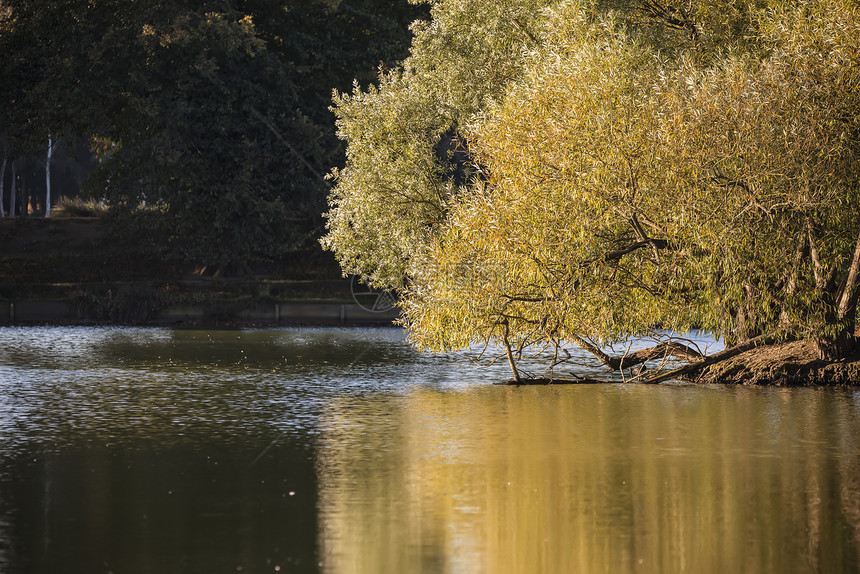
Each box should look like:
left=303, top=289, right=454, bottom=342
left=0, top=326, right=858, bottom=573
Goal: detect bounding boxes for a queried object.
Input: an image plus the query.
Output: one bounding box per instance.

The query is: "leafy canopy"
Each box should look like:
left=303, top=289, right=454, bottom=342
left=0, top=0, right=418, bottom=268
left=324, top=0, right=860, bottom=364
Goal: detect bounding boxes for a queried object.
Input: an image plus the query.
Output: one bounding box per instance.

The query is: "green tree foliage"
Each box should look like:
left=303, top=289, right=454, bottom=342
left=324, top=0, right=860, bottom=375
left=92, top=12, right=326, bottom=268
left=0, top=0, right=418, bottom=267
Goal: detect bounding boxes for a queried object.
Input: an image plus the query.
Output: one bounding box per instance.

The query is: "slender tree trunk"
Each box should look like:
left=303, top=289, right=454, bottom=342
left=45, top=135, right=53, bottom=217
left=732, top=306, right=752, bottom=345
left=21, top=172, right=27, bottom=217
left=9, top=160, right=17, bottom=217
left=816, top=231, right=860, bottom=360
left=808, top=222, right=826, bottom=290
left=730, top=283, right=762, bottom=345
left=0, top=156, right=6, bottom=217
left=501, top=322, right=521, bottom=383
left=780, top=230, right=807, bottom=328
left=837, top=231, right=860, bottom=324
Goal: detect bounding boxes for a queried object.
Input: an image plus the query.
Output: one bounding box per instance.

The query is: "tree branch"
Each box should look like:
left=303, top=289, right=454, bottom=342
left=640, top=0, right=699, bottom=41
left=569, top=334, right=704, bottom=371
left=837, top=230, right=860, bottom=324
left=639, top=336, right=775, bottom=384
left=247, top=105, right=330, bottom=185
left=807, top=220, right=825, bottom=290
left=617, top=341, right=704, bottom=369
left=567, top=333, right=617, bottom=369
left=501, top=321, right=521, bottom=383
left=629, top=213, right=663, bottom=265
left=578, top=238, right=671, bottom=269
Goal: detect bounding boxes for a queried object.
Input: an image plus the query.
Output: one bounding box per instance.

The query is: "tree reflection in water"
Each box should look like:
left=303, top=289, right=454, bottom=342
left=317, top=385, right=860, bottom=574
left=0, top=327, right=858, bottom=573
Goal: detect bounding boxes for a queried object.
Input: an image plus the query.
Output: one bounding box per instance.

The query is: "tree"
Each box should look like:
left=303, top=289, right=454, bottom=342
left=0, top=0, right=140, bottom=216
left=88, top=11, right=326, bottom=269
left=324, top=0, right=860, bottom=380
left=323, top=0, right=563, bottom=287
left=0, top=0, right=419, bottom=265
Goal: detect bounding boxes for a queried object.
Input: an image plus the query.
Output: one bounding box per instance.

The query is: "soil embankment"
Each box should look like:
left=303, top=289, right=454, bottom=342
left=505, top=340, right=860, bottom=386
left=693, top=339, right=860, bottom=386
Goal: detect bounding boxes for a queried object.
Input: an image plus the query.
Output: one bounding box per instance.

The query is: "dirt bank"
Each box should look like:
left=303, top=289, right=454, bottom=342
left=503, top=339, right=860, bottom=387
left=692, top=339, right=860, bottom=386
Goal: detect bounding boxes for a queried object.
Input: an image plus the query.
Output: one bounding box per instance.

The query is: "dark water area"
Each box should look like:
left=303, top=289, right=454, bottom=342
left=0, top=327, right=859, bottom=573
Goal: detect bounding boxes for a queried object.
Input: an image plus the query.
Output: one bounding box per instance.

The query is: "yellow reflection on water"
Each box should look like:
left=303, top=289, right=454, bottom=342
left=317, top=386, right=860, bottom=574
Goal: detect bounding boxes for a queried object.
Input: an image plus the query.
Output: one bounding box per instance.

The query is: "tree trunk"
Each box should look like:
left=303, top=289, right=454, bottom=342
left=569, top=332, right=703, bottom=372
left=816, top=331, right=855, bottom=361
left=837, top=231, right=860, bottom=326
left=9, top=160, right=17, bottom=217
left=641, top=335, right=774, bottom=384
left=0, top=156, right=6, bottom=217
left=817, top=231, right=860, bottom=361
left=501, top=322, right=521, bottom=383
left=21, top=171, right=27, bottom=217
left=808, top=222, right=826, bottom=290
left=780, top=230, right=807, bottom=328
left=45, top=135, right=53, bottom=217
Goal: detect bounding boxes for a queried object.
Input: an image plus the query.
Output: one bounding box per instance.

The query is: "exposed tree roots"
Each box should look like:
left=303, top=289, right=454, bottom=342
left=502, top=338, right=860, bottom=386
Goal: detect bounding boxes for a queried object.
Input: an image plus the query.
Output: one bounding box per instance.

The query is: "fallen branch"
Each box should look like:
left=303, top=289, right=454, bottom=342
left=569, top=334, right=704, bottom=371
left=498, top=377, right=606, bottom=385
left=499, top=336, right=776, bottom=385
left=617, top=341, right=704, bottom=370
left=639, top=336, right=775, bottom=384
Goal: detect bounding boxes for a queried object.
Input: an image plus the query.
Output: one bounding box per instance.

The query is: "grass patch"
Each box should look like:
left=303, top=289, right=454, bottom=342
left=51, top=197, right=109, bottom=217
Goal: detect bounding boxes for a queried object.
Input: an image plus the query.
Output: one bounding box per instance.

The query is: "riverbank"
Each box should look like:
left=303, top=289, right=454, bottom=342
left=5, top=218, right=858, bottom=384
left=693, top=339, right=860, bottom=386
left=0, top=217, right=399, bottom=326
left=0, top=298, right=398, bottom=325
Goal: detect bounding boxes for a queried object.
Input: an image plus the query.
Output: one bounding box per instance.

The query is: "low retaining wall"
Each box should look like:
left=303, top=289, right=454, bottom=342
left=0, top=300, right=399, bottom=325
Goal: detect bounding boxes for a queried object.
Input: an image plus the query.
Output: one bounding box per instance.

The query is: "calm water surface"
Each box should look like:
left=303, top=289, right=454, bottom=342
left=0, top=326, right=858, bottom=573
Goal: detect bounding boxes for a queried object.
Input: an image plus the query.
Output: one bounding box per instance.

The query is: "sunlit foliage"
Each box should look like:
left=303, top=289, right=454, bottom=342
left=322, top=0, right=564, bottom=288
left=325, top=0, right=860, bottom=367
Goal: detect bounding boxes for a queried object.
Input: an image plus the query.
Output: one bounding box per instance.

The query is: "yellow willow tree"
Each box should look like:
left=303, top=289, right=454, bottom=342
left=325, top=0, right=860, bottom=381
left=322, top=0, right=566, bottom=289
left=403, top=7, right=708, bottom=380
left=659, top=0, right=860, bottom=359
left=401, top=0, right=860, bottom=379
left=322, top=0, right=760, bottom=292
